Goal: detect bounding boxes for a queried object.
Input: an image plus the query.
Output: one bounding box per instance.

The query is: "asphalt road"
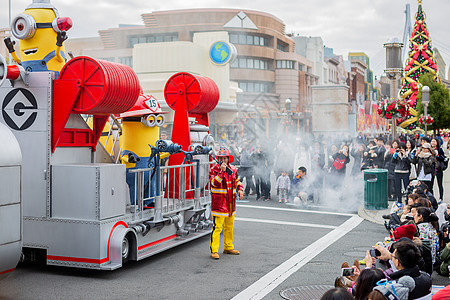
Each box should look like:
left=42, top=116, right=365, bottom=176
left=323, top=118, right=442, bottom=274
left=0, top=200, right=447, bottom=300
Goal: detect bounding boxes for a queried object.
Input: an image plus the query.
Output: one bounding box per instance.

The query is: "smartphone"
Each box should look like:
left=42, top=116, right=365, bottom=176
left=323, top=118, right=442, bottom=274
left=370, top=249, right=381, bottom=257
left=341, top=267, right=354, bottom=277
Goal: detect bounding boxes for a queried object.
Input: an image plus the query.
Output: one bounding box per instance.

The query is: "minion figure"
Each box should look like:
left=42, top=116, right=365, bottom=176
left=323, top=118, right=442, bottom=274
left=4, top=0, right=72, bottom=78
left=119, top=94, right=167, bottom=206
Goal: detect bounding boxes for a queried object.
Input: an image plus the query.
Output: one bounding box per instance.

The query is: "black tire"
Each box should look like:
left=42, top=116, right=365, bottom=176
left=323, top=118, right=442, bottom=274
left=122, top=235, right=130, bottom=264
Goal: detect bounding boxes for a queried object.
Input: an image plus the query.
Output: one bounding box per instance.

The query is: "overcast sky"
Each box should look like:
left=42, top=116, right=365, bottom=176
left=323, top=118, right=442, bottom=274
left=2, top=0, right=449, bottom=78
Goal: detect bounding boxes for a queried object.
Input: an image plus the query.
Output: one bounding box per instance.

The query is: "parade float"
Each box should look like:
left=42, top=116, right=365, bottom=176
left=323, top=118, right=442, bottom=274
left=0, top=0, right=219, bottom=272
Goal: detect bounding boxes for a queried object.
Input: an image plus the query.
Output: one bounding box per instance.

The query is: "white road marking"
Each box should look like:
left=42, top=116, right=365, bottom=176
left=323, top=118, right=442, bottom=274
left=235, top=217, right=337, bottom=229
left=231, top=215, right=363, bottom=300
left=237, top=204, right=354, bottom=217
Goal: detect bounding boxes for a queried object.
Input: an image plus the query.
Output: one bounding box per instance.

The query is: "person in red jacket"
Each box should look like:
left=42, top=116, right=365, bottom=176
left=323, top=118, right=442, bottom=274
left=209, top=146, right=244, bottom=260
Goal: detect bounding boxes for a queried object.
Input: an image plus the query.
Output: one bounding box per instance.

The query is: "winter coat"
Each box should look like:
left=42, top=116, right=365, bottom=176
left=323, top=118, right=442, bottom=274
left=439, top=242, right=450, bottom=276
left=417, top=222, right=439, bottom=265
left=330, top=152, right=350, bottom=174
left=389, top=266, right=432, bottom=299
left=251, top=150, right=269, bottom=178
left=413, top=237, right=433, bottom=276
left=412, top=155, right=435, bottom=177
left=374, top=146, right=386, bottom=168
left=384, top=152, right=396, bottom=178
left=393, top=152, right=411, bottom=173
left=276, top=175, right=290, bottom=190
left=435, top=147, right=446, bottom=172
left=209, top=163, right=243, bottom=217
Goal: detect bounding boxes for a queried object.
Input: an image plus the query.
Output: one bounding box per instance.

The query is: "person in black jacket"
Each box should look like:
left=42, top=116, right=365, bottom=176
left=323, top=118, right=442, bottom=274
left=251, top=144, right=270, bottom=201
left=329, top=144, right=350, bottom=189
left=392, top=142, right=411, bottom=204
left=376, top=239, right=432, bottom=299
left=411, top=143, right=436, bottom=194
left=431, top=137, right=445, bottom=201
left=374, top=137, right=386, bottom=168
left=384, top=141, right=397, bottom=201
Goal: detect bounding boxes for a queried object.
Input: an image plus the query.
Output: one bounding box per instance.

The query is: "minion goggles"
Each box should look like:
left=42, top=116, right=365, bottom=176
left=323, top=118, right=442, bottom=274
left=11, top=13, right=72, bottom=40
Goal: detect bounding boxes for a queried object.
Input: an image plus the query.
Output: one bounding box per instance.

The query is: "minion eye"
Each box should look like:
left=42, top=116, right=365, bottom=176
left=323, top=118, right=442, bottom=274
left=11, top=14, right=36, bottom=40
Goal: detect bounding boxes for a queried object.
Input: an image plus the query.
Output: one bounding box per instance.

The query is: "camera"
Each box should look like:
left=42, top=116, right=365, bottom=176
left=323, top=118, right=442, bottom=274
left=369, top=249, right=381, bottom=257
left=341, top=267, right=354, bottom=277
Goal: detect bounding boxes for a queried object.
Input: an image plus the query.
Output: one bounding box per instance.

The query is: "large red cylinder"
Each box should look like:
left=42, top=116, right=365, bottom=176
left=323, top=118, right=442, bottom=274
left=164, top=72, right=219, bottom=114
left=58, top=56, right=140, bottom=114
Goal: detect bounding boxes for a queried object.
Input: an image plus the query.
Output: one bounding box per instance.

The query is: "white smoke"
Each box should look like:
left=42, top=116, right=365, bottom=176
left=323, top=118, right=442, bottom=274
left=225, top=126, right=365, bottom=213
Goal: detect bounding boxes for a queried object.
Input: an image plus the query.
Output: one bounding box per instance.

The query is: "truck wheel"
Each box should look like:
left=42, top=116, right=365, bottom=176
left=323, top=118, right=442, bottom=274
left=122, top=236, right=130, bottom=263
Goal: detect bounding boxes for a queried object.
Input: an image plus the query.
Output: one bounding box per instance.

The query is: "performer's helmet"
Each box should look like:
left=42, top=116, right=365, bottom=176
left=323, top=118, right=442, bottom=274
left=217, top=146, right=234, bottom=163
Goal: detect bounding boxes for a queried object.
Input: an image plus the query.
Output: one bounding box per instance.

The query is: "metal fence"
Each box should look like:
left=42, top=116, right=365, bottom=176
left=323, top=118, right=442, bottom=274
left=129, top=160, right=213, bottom=221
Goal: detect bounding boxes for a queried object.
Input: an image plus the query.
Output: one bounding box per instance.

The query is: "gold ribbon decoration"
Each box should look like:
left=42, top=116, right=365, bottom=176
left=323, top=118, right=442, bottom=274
left=400, top=107, right=419, bottom=128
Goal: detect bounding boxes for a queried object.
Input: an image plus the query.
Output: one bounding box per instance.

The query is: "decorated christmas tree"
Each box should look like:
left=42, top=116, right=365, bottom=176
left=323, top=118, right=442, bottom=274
left=399, top=0, right=440, bottom=130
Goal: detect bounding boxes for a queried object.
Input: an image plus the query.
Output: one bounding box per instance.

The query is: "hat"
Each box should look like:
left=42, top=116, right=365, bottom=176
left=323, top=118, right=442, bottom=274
left=374, top=276, right=415, bottom=300
left=217, top=146, right=234, bottom=163
left=119, top=94, right=167, bottom=118
left=422, top=143, right=432, bottom=150
left=394, top=224, right=416, bottom=241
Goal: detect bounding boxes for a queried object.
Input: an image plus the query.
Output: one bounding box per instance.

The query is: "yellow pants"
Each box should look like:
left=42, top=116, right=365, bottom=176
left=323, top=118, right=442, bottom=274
left=210, top=215, right=235, bottom=253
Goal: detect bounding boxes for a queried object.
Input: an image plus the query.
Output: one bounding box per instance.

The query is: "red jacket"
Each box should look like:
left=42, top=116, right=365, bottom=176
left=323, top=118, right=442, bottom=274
left=209, top=163, right=243, bottom=217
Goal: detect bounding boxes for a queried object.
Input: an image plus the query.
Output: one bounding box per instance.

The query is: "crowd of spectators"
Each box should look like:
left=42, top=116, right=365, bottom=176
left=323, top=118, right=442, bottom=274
left=216, top=132, right=448, bottom=206
left=215, top=132, right=449, bottom=299
left=321, top=134, right=449, bottom=299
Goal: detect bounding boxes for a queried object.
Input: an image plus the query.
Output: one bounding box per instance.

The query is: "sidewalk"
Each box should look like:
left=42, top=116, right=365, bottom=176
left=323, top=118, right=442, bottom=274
left=358, top=166, right=450, bottom=225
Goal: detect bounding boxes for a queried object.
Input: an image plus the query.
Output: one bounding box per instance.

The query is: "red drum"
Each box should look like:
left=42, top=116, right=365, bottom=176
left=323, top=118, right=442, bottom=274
left=58, top=56, right=140, bottom=114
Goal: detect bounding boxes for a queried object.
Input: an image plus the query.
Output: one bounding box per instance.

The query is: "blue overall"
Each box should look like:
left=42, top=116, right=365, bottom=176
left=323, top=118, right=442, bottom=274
left=21, top=50, right=66, bottom=79
left=122, top=150, right=156, bottom=206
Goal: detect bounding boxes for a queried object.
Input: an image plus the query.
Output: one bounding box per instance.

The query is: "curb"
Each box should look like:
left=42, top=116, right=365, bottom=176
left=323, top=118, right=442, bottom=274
left=357, top=206, right=389, bottom=226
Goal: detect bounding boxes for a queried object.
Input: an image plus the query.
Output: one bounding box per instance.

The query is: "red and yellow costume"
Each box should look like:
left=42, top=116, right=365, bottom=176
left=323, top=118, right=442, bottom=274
left=209, top=149, right=243, bottom=254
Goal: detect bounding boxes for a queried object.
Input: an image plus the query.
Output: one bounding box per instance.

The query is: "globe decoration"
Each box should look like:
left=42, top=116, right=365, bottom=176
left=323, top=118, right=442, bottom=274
left=209, top=41, right=233, bottom=65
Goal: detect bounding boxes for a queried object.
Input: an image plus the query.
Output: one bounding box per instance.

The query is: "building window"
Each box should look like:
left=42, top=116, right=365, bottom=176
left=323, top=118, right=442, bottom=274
left=119, top=56, right=133, bottom=67
left=277, top=40, right=289, bottom=52
left=276, top=60, right=295, bottom=69
left=128, top=33, right=178, bottom=47
left=229, top=33, right=268, bottom=46
left=100, top=57, right=115, bottom=62
left=298, top=64, right=304, bottom=71
left=231, top=57, right=270, bottom=70
left=238, top=81, right=273, bottom=93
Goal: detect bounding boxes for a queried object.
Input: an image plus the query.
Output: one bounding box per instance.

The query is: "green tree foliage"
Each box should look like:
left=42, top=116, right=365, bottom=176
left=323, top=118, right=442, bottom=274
left=416, top=73, right=450, bottom=130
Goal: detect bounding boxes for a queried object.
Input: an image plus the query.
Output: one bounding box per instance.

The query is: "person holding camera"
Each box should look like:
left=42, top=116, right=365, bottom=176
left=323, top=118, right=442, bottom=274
left=392, top=142, right=411, bottom=204
left=374, top=137, right=386, bottom=168
left=384, top=141, right=398, bottom=201
left=362, top=141, right=377, bottom=170
left=411, top=143, right=436, bottom=194
left=431, top=137, right=446, bottom=202
left=374, top=240, right=432, bottom=299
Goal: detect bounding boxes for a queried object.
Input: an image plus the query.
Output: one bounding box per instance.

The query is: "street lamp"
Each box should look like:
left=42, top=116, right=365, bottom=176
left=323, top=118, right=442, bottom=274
left=422, top=85, right=430, bottom=136
left=384, top=37, right=404, bottom=141
left=284, top=98, right=292, bottom=134
left=285, top=98, right=291, bottom=112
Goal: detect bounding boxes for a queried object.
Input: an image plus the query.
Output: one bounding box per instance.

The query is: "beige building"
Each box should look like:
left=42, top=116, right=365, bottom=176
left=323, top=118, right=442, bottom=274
left=65, top=8, right=317, bottom=139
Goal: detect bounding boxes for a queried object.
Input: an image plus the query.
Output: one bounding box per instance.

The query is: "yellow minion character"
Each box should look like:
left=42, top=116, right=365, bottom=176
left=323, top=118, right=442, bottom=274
left=4, top=0, right=72, bottom=78
left=119, top=94, right=168, bottom=206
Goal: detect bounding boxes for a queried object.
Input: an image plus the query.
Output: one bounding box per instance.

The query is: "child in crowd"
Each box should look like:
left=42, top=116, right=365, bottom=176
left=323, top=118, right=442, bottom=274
left=276, top=170, right=290, bottom=203
left=400, top=205, right=414, bottom=223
